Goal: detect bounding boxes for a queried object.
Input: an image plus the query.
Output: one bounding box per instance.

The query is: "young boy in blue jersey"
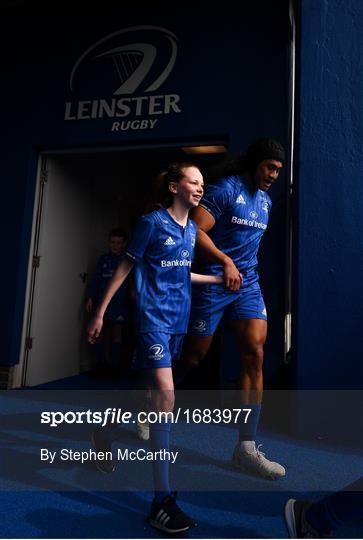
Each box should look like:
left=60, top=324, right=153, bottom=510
left=86, top=228, right=131, bottom=377
left=175, top=139, right=286, bottom=479
left=88, top=163, right=224, bottom=533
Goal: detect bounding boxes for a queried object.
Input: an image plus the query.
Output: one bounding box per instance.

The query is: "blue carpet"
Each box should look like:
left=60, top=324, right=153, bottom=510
left=0, top=373, right=362, bottom=538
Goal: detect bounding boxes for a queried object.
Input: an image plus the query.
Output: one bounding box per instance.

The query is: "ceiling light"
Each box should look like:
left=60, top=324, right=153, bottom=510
left=181, top=145, right=227, bottom=154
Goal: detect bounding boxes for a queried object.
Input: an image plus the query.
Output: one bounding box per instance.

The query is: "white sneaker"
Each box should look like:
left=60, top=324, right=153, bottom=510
left=232, top=443, right=286, bottom=479
left=136, top=418, right=150, bottom=441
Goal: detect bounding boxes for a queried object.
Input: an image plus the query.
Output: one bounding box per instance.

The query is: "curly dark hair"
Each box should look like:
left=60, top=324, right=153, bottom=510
left=210, top=138, right=285, bottom=181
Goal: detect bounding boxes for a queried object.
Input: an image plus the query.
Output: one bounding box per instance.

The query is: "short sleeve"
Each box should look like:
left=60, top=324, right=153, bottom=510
left=199, top=178, right=234, bottom=220
left=125, top=215, right=154, bottom=262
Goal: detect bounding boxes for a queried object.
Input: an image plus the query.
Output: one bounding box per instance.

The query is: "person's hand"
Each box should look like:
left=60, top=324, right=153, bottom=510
left=223, top=258, right=243, bottom=291
left=88, top=316, right=103, bottom=344
left=85, top=298, right=93, bottom=313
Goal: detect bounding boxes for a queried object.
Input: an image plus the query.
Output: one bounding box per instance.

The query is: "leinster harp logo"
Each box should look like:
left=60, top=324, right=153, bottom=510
left=70, top=26, right=178, bottom=95
left=65, top=26, right=182, bottom=133
left=148, top=344, right=165, bottom=360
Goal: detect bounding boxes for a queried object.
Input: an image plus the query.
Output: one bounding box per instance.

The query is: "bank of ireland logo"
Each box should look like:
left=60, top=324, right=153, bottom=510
left=193, top=320, right=207, bottom=333
left=250, top=210, right=258, bottom=219
left=148, top=344, right=165, bottom=360
left=69, top=26, right=179, bottom=96
left=181, top=249, right=190, bottom=259
left=261, top=201, right=269, bottom=213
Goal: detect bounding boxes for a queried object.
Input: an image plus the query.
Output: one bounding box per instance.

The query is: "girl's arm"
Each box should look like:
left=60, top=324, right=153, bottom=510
left=191, top=206, right=242, bottom=291
left=191, top=272, right=235, bottom=285
left=88, top=258, right=134, bottom=343
left=191, top=271, right=243, bottom=285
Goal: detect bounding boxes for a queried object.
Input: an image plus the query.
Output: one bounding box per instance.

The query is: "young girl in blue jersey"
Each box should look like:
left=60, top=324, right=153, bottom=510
left=88, top=162, right=223, bottom=533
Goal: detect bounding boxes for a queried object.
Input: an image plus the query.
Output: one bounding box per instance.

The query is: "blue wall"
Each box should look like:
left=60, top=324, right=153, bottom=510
left=0, top=2, right=289, bottom=370
left=293, top=0, right=363, bottom=389
left=3, top=0, right=361, bottom=395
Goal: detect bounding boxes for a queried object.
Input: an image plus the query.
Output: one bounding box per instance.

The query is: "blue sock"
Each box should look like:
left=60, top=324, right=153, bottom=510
left=149, top=420, right=171, bottom=502
left=238, top=403, right=261, bottom=441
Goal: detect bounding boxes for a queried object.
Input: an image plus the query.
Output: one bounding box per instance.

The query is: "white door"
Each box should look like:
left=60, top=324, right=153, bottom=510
left=24, top=156, right=91, bottom=386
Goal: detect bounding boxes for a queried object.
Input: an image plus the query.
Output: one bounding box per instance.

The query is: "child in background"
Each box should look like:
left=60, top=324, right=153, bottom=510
left=86, top=228, right=131, bottom=377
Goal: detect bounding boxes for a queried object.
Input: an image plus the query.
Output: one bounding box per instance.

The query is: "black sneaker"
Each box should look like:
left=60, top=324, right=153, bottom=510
left=284, top=499, right=331, bottom=538
left=149, top=492, right=197, bottom=533
left=91, top=428, right=116, bottom=473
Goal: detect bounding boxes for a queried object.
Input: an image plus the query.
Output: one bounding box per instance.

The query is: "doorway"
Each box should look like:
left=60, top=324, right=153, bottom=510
left=18, top=144, right=227, bottom=387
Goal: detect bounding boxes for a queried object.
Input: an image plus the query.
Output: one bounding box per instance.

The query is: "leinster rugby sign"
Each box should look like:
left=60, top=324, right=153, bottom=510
left=64, top=26, right=181, bottom=133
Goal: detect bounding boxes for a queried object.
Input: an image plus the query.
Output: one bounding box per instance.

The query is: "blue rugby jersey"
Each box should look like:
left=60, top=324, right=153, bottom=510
left=125, top=207, right=197, bottom=333
left=198, top=175, right=272, bottom=275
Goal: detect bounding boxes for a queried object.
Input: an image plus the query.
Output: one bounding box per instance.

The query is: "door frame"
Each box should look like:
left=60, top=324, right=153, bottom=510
left=13, top=156, right=47, bottom=388
left=13, top=138, right=229, bottom=388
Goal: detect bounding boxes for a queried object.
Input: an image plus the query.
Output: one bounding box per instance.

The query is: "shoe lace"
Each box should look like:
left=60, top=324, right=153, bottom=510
left=255, top=444, right=267, bottom=460
left=164, top=490, right=177, bottom=502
